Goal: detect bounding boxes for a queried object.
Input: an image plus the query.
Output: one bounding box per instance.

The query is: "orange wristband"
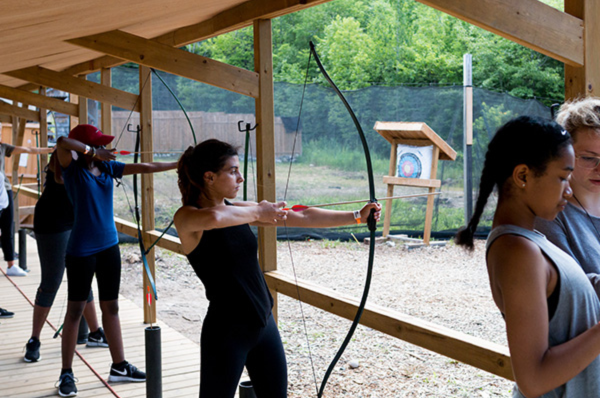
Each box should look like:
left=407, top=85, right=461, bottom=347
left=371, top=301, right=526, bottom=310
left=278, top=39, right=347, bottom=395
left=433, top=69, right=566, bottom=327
left=353, top=210, right=361, bottom=224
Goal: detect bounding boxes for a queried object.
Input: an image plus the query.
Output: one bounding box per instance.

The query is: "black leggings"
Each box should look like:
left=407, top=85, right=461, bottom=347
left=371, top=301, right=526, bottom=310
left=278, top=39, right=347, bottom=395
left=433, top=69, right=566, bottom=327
left=0, top=190, right=15, bottom=262
left=200, top=311, right=287, bottom=398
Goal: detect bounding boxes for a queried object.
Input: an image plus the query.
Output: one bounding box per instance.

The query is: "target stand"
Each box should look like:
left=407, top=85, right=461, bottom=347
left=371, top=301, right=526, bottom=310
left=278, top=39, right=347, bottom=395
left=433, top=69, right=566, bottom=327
left=374, top=122, right=456, bottom=247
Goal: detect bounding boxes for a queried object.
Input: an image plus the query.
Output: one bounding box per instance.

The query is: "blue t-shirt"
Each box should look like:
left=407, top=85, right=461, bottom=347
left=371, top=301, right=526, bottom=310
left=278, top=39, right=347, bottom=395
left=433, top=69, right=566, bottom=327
left=62, top=160, right=125, bottom=257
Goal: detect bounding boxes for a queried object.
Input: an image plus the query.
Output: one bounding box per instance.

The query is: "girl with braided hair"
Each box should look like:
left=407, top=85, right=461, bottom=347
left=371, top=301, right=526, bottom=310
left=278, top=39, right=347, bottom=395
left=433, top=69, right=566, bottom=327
left=456, top=115, right=600, bottom=397
left=173, top=139, right=381, bottom=398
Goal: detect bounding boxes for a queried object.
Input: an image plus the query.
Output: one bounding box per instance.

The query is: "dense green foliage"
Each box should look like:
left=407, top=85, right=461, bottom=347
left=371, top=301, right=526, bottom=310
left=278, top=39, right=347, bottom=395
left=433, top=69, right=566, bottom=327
left=187, top=0, right=564, bottom=102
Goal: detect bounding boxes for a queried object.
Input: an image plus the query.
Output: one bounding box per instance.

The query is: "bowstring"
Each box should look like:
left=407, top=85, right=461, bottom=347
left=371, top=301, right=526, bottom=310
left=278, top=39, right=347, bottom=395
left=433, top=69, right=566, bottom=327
left=113, top=70, right=152, bottom=150
left=282, top=48, right=319, bottom=396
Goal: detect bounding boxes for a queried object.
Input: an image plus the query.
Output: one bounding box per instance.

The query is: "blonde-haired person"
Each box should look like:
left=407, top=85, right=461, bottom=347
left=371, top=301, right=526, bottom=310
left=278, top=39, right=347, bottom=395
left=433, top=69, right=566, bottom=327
left=535, top=97, right=600, bottom=294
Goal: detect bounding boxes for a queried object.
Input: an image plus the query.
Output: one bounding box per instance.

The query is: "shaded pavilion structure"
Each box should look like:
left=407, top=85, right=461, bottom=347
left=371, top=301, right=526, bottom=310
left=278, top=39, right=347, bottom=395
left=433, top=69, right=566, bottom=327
left=0, top=0, right=598, bottom=391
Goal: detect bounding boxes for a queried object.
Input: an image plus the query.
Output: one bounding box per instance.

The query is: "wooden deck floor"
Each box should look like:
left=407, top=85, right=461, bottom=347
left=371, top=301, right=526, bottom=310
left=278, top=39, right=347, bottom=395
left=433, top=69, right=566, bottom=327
left=0, top=234, right=202, bottom=398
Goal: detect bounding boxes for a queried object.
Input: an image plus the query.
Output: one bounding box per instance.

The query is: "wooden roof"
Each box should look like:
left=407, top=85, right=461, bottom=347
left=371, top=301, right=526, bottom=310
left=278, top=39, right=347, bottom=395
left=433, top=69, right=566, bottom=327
left=374, top=121, right=457, bottom=161
left=0, top=0, right=330, bottom=89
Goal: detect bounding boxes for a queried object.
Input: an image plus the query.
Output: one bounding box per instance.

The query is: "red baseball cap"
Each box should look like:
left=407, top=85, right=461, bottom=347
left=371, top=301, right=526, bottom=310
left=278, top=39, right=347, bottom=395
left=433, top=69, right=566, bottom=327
left=68, top=124, right=114, bottom=147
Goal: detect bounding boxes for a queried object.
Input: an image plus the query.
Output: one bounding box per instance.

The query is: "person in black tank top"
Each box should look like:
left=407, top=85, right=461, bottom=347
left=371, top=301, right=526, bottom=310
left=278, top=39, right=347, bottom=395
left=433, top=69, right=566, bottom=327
left=173, top=139, right=381, bottom=398
left=23, top=153, right=108, bottom=364
left=455, top=116, right=600, bottom=397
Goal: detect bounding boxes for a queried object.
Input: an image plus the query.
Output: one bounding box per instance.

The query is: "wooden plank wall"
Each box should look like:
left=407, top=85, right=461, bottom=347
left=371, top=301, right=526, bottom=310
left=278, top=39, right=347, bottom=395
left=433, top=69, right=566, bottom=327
left=0, top=122, right=45, bottom=226
left=111, top=111, right=301, bottom=157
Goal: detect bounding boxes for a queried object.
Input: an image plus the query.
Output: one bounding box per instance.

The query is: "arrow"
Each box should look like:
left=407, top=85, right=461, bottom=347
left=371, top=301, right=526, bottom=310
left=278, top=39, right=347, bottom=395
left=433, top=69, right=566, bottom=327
left=283, top=192, right=440, bottom=212
left=112, top=150, right=183, bottom=155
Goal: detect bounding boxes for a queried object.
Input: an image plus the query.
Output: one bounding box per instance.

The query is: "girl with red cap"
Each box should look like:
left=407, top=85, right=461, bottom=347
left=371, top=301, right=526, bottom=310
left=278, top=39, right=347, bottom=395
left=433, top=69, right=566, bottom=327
left=54, top=124, right=177, bottom=397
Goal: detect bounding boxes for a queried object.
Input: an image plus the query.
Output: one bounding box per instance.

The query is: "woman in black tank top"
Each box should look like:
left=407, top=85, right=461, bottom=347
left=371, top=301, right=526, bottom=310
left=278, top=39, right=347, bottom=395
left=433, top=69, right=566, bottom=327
left=173, top=139, right=381, bottom=398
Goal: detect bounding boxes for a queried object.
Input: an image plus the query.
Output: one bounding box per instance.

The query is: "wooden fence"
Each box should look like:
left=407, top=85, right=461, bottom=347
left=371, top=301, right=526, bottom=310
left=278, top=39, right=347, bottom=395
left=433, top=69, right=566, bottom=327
left=112, top=110, right=301, bottom=157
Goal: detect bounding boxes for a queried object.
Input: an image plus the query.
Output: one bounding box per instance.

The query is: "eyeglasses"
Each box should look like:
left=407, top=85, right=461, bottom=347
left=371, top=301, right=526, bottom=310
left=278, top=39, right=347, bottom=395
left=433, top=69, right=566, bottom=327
left=576, top=155, right=600, bottom=169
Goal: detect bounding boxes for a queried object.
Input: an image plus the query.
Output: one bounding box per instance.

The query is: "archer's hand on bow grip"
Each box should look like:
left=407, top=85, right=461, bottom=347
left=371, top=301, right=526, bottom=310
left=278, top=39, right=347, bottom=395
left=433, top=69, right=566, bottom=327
left=360, top=201, right=381, bottom=232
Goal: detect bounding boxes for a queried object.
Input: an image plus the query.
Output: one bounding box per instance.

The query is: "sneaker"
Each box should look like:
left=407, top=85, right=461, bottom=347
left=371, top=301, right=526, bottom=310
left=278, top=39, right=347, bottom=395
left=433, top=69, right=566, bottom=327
left=55, top=371, right=78, bottom=397
left=24, top=337, right=41, bottom=362
left=87, top=327, right=109, bottom=348
left=0, top=308, right=14, bottom=318
left=6, top=265, right=27, bottom=277
left=108, top=362, right=146, bottom=382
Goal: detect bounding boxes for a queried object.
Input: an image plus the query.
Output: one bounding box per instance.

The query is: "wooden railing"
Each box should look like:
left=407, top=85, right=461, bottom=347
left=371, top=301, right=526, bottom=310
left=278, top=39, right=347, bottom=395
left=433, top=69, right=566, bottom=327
left=18, top=183, right=514, bottom=381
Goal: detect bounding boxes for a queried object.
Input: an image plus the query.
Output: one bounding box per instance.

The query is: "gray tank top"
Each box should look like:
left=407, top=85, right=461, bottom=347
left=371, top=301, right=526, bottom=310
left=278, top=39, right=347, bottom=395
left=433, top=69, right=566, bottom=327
left=487, top=225, right=600, bottom=398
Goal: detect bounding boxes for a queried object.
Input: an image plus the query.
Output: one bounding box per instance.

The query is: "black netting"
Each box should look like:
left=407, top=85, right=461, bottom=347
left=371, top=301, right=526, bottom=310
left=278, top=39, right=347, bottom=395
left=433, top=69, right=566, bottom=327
left=62, top=66, right=556, bottom=241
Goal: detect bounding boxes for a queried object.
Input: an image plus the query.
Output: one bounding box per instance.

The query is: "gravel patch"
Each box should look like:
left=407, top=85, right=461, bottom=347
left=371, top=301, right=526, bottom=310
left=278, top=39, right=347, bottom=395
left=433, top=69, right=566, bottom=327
left=119, top=239, right=513, bottom=397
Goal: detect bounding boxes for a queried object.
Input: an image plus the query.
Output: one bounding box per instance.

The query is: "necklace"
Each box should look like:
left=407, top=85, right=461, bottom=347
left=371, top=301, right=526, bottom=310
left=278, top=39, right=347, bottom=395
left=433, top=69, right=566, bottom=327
left=572, top=194, right=600, bottom=238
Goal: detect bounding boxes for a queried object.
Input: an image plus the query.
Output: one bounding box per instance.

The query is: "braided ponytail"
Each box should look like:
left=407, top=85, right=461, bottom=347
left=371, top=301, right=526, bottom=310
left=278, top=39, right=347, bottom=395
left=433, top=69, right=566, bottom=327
left=454, top=115, right=571, bottom=250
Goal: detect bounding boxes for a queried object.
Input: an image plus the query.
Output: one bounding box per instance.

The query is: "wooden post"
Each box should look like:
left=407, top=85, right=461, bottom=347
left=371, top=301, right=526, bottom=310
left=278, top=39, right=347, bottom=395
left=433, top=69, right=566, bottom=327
left=423, top=146, right=440, bottom=245
left=12, top=115, right=27, bottom=230
left=565, top=0, right=599, bottom=99
left=101, top=68, right=112, bottom=143
left=39, top=87, right=48, bottom=191
left=382, top=141, right=398, bottom=237
left=70, top=94, right=79, bottom=129
left=254, top=19, right=278, bottom=319
left=78, top=76, right=88, bottom=125
left=139, top=65, right=156, bottom=324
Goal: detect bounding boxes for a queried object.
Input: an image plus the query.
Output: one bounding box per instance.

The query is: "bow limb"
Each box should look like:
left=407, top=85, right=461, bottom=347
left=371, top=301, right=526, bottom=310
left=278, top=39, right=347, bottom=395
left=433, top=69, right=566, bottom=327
left=132, top=127, right=159, bottom=301
left=309, top=41, right=378, bottom=398
left=150, top=68, right=197, bottom=146
left=141, top=68, right=197, bottom=254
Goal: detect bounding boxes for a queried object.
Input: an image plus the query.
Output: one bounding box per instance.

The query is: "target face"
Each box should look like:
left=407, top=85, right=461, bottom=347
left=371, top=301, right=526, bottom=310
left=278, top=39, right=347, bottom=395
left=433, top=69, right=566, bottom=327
left=398, top=153, right=422, bottom=178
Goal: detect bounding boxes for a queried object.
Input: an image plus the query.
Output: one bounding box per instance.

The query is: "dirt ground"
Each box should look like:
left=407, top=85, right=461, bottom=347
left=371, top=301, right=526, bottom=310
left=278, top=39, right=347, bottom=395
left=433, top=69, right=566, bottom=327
left=119, top=238, right=513, bottom=397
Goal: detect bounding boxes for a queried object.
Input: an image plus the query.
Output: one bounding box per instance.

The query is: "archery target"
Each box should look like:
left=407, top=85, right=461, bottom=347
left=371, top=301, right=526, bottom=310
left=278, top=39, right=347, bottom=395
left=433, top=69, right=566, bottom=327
left=396, top=144, right=434, bottom=179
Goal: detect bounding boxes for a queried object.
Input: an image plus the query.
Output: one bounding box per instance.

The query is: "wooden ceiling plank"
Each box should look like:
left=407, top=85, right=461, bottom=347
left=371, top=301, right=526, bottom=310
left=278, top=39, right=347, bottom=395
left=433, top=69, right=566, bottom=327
left=155, top=0, right=332, bottom=47
left=18, top=0, right=332, bottom=88
left=5, top=66, right=140, bottom=112
left=416, top=0, right=583, bottom=66
left=12, top=0, right=583, bottom=92
left=0, top=101, right=40, bottom=122
left=0, top=84, right=78, bottom=116
left=67, top=30, right=259, bottom=98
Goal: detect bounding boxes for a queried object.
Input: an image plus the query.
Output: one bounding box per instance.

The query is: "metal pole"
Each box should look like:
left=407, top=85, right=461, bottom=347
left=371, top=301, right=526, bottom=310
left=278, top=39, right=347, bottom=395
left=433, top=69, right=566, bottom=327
left=239, top=380, right=257, bottom=398
left=18, top=228, right=27, bottom=271
left=463, top=54, right=473, bottom=223
left=145, top=326, right=162, bottom=398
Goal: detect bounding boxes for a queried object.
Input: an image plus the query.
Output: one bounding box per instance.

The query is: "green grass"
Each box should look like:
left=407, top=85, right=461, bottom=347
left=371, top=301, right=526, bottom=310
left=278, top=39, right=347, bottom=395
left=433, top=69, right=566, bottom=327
left=296, top=139, right=389, bottom=174
left=112, top=144, right=475, bottom=234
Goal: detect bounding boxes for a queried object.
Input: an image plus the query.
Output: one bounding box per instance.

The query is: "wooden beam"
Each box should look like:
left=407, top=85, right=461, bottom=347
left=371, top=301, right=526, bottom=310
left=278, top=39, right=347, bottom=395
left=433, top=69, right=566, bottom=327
left=0, top=102, right=39, bottom=122
left=417, top=0, right=583, bottom=66
left=383, top=176, right=441, bottom=188
left=38, top=87, right=48, bottom=190
left=0, top=84, right=78, bottom=117
left=264, top=270, right=514, bottom=380
left=254, top=20, right=278, bottom=320
left=12, top=184, right=39, bottom=200
left=139, top=65, right=156, bottom=324
left=14, top=0, right=332, bottom=89
left=113, top=216, right=516, bottom=380
left=12, top=117, right=27, bottom=230
left=565, top=0, right=585, bottom=99
left=68, top=30, right=260, bottom=98
left=101, top=68, right=112, bottom=139
left=155, top=0, right=332, bottom=47
left=115, top=217, right=185, bottom=255
left=564, top=0, right=599, bottom=99
left=584, top=0, right=600, bottom=96
left=5, top=66, right=140, bottom=113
